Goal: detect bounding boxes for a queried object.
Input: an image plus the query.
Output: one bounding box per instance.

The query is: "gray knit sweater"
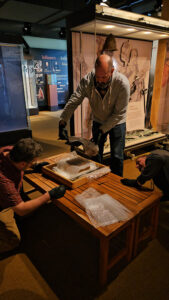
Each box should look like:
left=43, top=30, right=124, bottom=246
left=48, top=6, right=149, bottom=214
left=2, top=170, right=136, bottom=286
left=60, top=70, right=130, bottom=133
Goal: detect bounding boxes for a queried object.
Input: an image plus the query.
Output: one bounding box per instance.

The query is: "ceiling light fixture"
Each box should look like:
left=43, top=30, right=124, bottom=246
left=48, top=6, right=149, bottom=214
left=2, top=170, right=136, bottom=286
left=96, top=5, right=169, bottom=30
left=126, top=28, right=135, bottom=31
left=143, top=31, right=151, bottom=34
left=105, top=25, right=115, bottom=28
left=99, top=0, right=110, bottom=7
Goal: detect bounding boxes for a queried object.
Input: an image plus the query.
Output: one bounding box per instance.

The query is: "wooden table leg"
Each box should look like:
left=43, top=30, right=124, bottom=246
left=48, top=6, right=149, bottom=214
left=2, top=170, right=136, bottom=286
left=133, top=216, right=140, bottom=258
left=99, top=237, right=109, bottom=287
left=151, top=203, right=159, bottom=239
left=126, top=220, right=135, bottom=262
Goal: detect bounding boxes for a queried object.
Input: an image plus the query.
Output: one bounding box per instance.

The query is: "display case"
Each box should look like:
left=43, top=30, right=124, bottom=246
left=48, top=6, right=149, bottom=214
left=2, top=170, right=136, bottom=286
left=22, top=58, right=39, bottom=115
left=66, top=4, right=169, bottom=155
left=0, top=43, right=31, bottom=146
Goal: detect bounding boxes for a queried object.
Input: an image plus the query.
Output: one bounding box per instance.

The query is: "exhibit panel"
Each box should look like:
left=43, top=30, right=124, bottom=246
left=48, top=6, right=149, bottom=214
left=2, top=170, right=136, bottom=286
left=22, top=37, right=69, bottom=113
left=31, top=48, right=69, bottom=110
left=72, top=31, right=95, bottom=138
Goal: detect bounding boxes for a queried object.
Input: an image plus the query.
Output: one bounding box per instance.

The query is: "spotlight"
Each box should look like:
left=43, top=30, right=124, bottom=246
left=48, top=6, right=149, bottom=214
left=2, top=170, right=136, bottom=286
left=59, top=27, right=66, bottom=39
left=23, top=22, right=32, bottom=35
left=95, top=0, right=110, bottom=6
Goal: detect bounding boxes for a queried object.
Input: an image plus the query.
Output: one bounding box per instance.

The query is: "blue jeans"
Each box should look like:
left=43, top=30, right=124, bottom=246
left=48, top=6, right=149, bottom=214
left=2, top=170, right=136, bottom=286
left=92, top=121, right=126, bottom=176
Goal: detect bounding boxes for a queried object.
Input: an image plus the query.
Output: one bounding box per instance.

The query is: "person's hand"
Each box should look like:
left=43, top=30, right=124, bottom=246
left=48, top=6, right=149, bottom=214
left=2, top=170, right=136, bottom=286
left=59, top=120, right=68, bottom=140
left=49, top=185, right=66, bottom=200
left=33, top=162, right=49, bottom=173
left=121, top=178, right=140, bottom=188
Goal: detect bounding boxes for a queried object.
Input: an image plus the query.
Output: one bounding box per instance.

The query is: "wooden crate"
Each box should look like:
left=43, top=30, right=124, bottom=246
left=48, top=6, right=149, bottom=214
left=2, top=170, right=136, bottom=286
left=42, top=153, right=107, bottom=189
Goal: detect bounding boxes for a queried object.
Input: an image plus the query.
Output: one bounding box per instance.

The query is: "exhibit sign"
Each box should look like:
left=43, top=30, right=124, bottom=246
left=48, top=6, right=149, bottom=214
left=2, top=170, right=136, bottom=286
left=31, top=48, right=68, bottom=109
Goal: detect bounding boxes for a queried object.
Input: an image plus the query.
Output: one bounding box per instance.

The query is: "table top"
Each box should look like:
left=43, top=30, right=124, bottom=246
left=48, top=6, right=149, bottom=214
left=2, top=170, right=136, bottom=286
left=24, top=153, right=162, bottom=238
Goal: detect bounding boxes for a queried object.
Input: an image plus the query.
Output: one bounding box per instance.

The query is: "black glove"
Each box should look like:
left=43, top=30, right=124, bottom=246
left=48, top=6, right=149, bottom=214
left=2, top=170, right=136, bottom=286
left=49, top=185, right=66, bottom=200
left=59, top=122, right=68, bottom=140
left=33, top=162, right=49, bottom=173
left=67, top=140, right=82, bottom=147
left=93, top=128, right=103, bottom=145
left=121, top=178, right=140, bottom=188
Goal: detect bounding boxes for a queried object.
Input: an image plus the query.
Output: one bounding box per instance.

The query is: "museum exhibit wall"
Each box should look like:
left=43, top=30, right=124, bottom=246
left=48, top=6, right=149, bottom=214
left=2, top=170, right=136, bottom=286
left=23, top=37, right=69, bottom=113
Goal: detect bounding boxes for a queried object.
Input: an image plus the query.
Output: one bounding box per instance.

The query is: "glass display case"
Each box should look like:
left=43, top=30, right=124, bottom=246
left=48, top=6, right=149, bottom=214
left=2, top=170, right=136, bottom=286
left=22, top=58, right=38, bottom=115
left=0, top=43, right=31, bottom=145
left=66, top=4, right=169, bottom=154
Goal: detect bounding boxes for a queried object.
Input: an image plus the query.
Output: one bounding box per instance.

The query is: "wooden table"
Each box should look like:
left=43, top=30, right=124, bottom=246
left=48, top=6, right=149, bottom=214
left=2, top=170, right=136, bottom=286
left=24, top=154, right=162, bottom=286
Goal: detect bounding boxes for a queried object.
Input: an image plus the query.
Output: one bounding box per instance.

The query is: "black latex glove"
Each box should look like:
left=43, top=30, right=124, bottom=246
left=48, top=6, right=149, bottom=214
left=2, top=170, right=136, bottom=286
left=121, top=178, right=140, bottom=188
left=49, top=185, right=66, bottom=200
left=59, top=122, right=68, bottom=140
left=33, top=162, right=49, bottom=173
left=94, top=128, right=103, bottom=145
left=67, top=140, right=82, bottom=147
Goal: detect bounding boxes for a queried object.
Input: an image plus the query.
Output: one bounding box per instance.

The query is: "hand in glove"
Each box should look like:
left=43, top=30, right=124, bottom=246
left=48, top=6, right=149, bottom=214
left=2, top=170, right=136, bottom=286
left=59, top=121, right=68, bottom=140
left=93, top=128, right=103, bottom=145
left=32, top=162, right=49, bottom=173
left=121, top=178, right=141, bottom=188
left=49, top=185, right=66, bottom=200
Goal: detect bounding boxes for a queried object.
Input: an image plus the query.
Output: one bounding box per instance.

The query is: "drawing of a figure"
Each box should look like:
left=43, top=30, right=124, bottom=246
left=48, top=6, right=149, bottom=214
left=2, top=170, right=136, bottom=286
left=120, top=40, right=131, bottom=67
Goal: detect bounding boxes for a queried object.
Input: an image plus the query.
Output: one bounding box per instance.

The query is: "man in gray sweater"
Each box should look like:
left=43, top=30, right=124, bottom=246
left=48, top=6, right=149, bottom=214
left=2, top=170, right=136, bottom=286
left=121, top=149, right=169, bottom=200
left=59, top=54, right=130, bottom=176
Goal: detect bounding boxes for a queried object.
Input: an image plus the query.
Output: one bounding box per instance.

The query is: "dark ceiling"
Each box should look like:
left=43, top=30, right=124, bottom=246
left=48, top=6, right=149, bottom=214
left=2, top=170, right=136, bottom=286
left=0, top=0, right=162, bottom=39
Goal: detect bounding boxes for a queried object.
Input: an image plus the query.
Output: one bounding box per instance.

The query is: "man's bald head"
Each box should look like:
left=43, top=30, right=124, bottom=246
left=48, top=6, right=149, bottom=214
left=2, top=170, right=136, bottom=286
left=95, top=54, right=113, bottom=72
left=94, top=54, right=114, bottom=94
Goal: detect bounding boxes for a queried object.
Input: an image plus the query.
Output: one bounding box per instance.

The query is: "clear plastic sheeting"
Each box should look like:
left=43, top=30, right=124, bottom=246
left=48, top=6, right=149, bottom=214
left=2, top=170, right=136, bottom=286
left=75, top=187, right=132, bottom=227
left=85, top=166, right=110, bottom=180
left=52, top=152, right=99, bottom=181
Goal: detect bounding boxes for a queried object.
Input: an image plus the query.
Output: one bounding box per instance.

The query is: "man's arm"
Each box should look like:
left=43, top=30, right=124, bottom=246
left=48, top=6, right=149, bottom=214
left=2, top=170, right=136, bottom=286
left=100, top=79, right=130, bottom=133
left=60, top=76, right=89, bottom=123
left=12, top=193, right=50, bottom=216
left=121, top=178, right=142, bottom=188
left=12, top=185, right=66, bottom=216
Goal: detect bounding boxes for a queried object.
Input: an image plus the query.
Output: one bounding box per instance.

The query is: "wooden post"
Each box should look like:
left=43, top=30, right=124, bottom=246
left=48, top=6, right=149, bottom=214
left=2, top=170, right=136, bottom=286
left=150, top=40, right=167, bottom=129
left=99, top=237, right=109, bottom=286
left=150, top=0, right=169, bottom=129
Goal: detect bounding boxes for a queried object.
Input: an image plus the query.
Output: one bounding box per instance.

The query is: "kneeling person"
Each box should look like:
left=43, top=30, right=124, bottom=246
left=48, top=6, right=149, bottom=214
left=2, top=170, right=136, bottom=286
left=0, top=138, right=66, bottom=255
left=121, top=149, right=169, bottom=200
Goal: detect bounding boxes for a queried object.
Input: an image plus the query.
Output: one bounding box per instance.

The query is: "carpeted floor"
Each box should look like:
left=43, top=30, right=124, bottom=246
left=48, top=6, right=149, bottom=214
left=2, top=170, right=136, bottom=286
left=0, top=111, right=169, bottom=300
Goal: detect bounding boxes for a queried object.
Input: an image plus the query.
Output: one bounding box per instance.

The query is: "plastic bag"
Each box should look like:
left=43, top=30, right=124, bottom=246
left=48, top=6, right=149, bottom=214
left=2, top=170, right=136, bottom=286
left=85, top=166, right=110, bottom=180
left=52, top=152, right=99, bottom=180
left=75, top=187, right=132, bottom=227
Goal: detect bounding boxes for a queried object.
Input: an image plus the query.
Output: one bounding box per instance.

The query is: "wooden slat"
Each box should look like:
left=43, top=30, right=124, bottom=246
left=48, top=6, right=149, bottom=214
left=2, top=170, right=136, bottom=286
left=31, top=173, right=57, bottom=188
left=103, top=178, right=152, bottom=198
left=101, top=182, right=145, bottom=203
left=98, top=172, right=153, bottom=197
left=24, top=173, right=54, bottom=192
